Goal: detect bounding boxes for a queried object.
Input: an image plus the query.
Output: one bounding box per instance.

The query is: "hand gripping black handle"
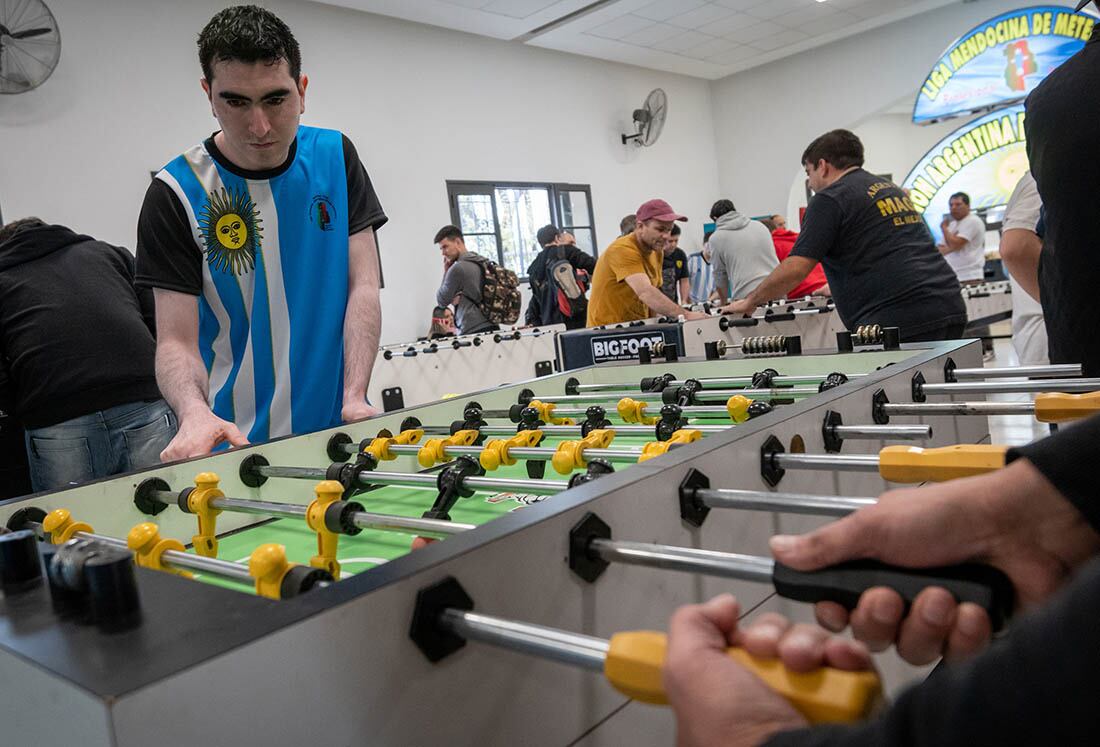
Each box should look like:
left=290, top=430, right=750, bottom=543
left=771, top=560, right=1015, bottom=632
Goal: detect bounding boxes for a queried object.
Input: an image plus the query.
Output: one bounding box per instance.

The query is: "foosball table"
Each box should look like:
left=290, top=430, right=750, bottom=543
left=369, top=324, right=565, bottom=410
left=1, top=337, right=1096, bottom=746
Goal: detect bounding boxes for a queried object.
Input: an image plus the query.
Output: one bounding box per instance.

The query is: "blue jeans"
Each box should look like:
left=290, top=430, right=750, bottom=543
left=25, top=399, right=178, bottom=493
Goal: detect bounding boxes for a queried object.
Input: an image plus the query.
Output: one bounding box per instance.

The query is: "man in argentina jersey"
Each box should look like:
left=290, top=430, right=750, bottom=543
left=136, top=6, right=387, bottom=460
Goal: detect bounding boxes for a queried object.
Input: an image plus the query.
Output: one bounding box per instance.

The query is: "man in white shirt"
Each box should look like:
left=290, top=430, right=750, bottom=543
left=938, top=192, right=987, bottom=283
left=1000, top=172, right=1048, bottom=366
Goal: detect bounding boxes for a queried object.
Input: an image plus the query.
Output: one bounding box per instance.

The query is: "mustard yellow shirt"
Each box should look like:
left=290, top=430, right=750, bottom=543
left=586, top=234, right=662, bottom=327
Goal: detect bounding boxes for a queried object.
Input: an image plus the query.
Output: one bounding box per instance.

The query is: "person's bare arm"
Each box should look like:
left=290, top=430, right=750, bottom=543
left=939, top=223, right=968, bottom=253
left=678, top=277, right=691, bottom=306
left=342, top=229, right=383, bottom=422
left=1000, top=228, right=1042, bottom=302
left=624, top=273, right=706, bottom=320
left=720, top=256, right=818, bottom=316
left=154, top=289, right=247, bottom=461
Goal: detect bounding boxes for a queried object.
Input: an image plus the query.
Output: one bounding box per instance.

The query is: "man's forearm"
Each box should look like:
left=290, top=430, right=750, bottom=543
left=437, top=269, right=458, bottom=308
left=343, top=282, right=382, bottom=405
left=743, top=259, right=814, bottom=308
left=1001, top=230, right=1042, bottom=302
left=156, top=340, right=210, bottom=419
left=678, top=278, right=691, bottom=305
left=637, top=284, right=687, bottom=317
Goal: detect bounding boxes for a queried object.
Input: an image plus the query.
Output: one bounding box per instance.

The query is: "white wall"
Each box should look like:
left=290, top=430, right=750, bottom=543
left=780, top=108, right=961, bottom=226
left=709, top=0, right=1082, bottom=220
left=0, top=0, right=720, bottom=343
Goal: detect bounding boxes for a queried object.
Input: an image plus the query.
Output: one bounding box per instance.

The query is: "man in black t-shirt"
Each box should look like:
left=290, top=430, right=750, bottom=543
left=722, top=130, right=966, bottom=341
left=135, top=6, right=387, bottom=461
left=660, top=224, right=691, bottom=304
left=524, top=224, right=596, bottom=329
left=1026, top=9, right=1100, bottom=375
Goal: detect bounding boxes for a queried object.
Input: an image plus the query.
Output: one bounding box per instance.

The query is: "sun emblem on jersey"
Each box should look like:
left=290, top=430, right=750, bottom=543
left=197, top=187, right=263, bottom=275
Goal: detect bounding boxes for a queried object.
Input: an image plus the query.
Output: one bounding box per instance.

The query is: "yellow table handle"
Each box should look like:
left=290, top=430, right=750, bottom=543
left=1034, top=391, right=1100, bottom=423
left=604, top=631, right=881, bottom=723
left=878, top=444, right=1007, bottom=483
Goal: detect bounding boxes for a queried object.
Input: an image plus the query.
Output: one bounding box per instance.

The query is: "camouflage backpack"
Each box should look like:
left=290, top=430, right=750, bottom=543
left=462, top=254, right=521, bottom=325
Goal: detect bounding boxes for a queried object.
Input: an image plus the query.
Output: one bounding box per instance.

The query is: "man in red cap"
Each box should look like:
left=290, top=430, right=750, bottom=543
left=586, top=199, right=708, bottom=326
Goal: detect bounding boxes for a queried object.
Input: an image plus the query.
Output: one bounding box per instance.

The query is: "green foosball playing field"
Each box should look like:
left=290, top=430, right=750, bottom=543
left=194, top=428, right=696, bottom=593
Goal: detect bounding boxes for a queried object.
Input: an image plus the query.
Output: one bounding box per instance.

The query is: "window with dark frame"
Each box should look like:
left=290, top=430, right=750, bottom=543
left=446, top=181, right=597, bottom=279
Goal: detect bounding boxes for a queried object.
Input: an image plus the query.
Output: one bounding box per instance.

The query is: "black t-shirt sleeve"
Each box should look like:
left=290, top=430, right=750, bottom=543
left=1007, top=416, right=1100, bottom=535
left=135, top=179, right=204, bottom=295
left=791, top=194, right=844, bottom=262
left=342, top=135, right=388, bottom=237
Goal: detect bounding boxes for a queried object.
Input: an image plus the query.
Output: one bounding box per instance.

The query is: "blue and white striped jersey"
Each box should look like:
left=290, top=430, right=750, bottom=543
left=144, top=126, right=375, bottom=442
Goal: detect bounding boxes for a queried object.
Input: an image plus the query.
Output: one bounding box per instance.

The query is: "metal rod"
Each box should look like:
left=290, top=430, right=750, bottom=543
left=694, top=489, right=876, bottom=517
left=213, top=496, right=308, bottom=519
left=354, top=512, right=474, bottom=537
left=440, top=609, right=609, bottom=672
left=588, top=538, right=775, bottom=583
left=253, top=466, right=570, bottom=495
left=693, top=387, right=818, bottom=401
left=881, top=402, right=1036, bottom=417
left=949, top=364, right=1081, bottom=380
left=772, top=453, right=881, bottom=473
left=154, top=490, right=469, bottom=539
left=535, top=387, right=816, bottom=405
left=573, top=373, right=867, bottom=393
left=548, top=405, right=737, bottom=418
left=921, top=378, right=1100, bottom=396
left=383, top=443, right=646, bottom=464
left=832, top=424, right=931, bottom=440
left=40, top=526, right=256, bottom=584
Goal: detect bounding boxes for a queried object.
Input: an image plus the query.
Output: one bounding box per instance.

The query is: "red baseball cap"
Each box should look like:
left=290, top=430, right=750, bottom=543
left=635, top=199, right=688, bottom=224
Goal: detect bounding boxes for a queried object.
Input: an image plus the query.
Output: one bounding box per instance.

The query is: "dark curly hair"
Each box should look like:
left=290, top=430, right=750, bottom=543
left=198, top=5, right=301, bottom=83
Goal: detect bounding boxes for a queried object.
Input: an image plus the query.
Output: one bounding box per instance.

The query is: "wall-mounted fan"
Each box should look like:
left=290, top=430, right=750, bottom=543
left=0, top=0, right=61, bottom=94
left=621, top=88, right=667, bottom=147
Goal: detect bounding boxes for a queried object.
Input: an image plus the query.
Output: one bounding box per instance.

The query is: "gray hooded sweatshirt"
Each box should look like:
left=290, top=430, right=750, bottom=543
left=709, top=211, right=779, bottom=301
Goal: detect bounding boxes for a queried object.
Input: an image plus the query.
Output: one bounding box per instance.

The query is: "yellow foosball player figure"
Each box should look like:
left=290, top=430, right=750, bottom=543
left=663, top=413, right=1100, bottom=747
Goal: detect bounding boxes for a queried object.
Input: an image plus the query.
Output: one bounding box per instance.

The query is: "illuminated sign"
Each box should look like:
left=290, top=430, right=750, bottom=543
left=901, top=105, right=1029, bottom=242
left=913, top=5, right=1095, bottom=124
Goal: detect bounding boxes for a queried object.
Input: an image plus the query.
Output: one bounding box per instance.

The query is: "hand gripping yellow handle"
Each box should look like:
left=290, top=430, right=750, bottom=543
left=878, top=444, right=1007, bottom=483
left=1034, top=391, right=1100, bottom=423
left=604, top=631, right=882, bottom=723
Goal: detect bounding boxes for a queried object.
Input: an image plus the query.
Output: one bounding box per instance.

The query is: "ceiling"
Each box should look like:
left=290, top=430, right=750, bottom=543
left=315, top=0, right=963, bottom=79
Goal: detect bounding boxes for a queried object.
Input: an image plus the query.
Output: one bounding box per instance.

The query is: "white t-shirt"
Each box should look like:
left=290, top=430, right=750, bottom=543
left=943, top=213, right=987, bottom=281
left=1001, top=172, right=1048, bottom=365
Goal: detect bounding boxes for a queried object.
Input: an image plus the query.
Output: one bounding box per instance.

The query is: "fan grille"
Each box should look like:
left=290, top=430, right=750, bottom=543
left=0, top=0, right=62, bottom=94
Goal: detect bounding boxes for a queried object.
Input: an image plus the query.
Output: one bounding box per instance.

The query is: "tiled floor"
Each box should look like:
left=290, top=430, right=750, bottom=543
left=984, top=330, right=1054, bottom=447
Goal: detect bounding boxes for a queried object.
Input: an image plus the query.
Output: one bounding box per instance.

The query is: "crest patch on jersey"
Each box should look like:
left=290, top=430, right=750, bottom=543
left=198, top=187, right=263, bottom=275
